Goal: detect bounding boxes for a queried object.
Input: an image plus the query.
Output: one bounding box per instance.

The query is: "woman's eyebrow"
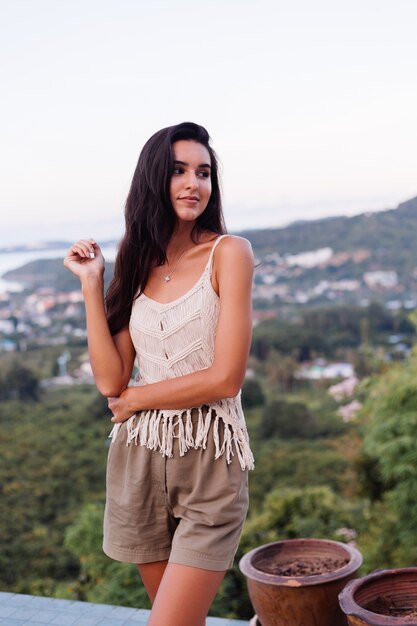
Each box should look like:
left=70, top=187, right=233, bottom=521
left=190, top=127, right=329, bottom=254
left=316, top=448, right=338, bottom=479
left=173, top=160, right=211, bottom=169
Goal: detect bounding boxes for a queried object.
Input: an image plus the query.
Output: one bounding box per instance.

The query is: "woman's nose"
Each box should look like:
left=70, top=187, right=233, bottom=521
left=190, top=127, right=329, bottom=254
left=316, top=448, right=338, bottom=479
left=185, top=171, right=198, bottom=189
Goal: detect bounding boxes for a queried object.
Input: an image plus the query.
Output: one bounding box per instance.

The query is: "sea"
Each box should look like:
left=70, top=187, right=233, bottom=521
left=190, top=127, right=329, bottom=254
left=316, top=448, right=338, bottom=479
left=0, top=244, right=117, bottom=293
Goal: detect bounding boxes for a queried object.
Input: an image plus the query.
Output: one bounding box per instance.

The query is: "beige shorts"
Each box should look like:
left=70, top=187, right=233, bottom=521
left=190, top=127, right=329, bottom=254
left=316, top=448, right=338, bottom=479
left=103, top=408, right=249, bottom=571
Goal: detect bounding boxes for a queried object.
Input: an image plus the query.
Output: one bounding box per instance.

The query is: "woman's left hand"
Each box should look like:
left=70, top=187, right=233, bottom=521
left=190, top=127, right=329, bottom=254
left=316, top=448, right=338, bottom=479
left=108, top=389, right=136, bottom=423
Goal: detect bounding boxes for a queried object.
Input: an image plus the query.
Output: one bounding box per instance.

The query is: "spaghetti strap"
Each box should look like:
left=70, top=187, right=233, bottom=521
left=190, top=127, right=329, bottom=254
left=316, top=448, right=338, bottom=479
left=206, top=234, right=229, bottom=276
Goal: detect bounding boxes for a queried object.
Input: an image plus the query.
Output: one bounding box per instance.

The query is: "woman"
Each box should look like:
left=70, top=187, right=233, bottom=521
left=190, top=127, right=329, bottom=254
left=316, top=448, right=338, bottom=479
left=64, top=122, right=254, bottom=626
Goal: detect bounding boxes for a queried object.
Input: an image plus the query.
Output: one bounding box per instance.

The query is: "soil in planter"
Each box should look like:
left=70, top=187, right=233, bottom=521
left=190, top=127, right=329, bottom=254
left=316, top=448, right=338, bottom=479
left=258, top=556, right=349, bottom=576
left=365, top=596, right=417, bottom=618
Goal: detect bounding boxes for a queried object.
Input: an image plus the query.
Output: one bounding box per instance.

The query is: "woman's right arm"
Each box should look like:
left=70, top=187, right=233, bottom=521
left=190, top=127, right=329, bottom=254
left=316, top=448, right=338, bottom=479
left=63, top=239, right=135, bottom=397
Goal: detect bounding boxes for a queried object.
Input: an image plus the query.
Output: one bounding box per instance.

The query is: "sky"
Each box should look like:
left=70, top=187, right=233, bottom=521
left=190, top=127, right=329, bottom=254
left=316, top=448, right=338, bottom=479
left=1, top=0, right=417, bottom=246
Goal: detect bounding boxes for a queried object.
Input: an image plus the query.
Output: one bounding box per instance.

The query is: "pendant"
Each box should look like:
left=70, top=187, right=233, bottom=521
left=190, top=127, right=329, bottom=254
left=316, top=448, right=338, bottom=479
left=164, top=275, right=171, bottom=282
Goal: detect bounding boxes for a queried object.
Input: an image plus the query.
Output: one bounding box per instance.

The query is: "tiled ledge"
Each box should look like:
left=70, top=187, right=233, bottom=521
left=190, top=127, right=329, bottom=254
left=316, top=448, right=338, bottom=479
left=0, top=593, right=249, bottom=625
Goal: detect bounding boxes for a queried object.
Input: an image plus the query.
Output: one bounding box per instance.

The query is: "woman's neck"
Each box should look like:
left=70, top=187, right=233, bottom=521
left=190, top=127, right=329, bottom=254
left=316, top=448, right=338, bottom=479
left=166, top=223, right=197, bottom=259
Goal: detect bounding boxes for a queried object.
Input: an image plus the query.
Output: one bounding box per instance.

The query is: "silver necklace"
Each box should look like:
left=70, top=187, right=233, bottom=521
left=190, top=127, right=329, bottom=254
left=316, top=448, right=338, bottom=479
left=163, top=247, right=190, bottom=282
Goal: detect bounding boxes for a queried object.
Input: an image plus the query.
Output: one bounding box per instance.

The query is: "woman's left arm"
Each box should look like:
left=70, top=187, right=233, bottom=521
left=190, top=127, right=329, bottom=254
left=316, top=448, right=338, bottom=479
left=108, top=236, right=254, bottom=423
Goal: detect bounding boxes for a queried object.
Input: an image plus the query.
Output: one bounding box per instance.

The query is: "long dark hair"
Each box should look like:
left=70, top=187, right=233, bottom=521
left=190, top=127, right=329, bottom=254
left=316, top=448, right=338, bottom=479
left=106, top=122, right=226, bottom=335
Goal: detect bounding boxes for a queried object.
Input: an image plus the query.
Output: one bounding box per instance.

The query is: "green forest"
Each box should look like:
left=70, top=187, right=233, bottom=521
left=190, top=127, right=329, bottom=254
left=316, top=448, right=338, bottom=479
left=2, top=302, right=417, bottom=620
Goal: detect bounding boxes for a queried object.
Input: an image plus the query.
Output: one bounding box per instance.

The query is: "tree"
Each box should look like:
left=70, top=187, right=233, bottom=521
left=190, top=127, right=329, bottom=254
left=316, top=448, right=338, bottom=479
left=265, top=350, right=298, bottom=391
left=359, top=349, right=417, bottom=567
left=87, top=391, right=111, bottom=420
left=353, top=345, right=386, bottom=378
left=0, top=360, right=40, bottom=401
left=260, top=399, right=316, bottom=439
left=63, top=503, right=151, bottom=608
left=241, top=378, right=265, bottom=408
left=0, top=385, right=109, bottom=593
left=251, top=319, right=327, bottom=362
left=240, top=485, right=362, bottom=550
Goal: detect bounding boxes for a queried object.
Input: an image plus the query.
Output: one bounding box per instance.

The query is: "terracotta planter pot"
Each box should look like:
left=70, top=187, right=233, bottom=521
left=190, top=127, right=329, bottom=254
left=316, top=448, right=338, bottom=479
left=239, top=538, right=363, bottom=626
left=339, top=568, right=417, bottom=625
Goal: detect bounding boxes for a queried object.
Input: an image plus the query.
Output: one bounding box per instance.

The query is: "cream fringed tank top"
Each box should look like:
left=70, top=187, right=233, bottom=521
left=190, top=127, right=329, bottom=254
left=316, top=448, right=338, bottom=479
left=110, top=234, right=254, bottom=471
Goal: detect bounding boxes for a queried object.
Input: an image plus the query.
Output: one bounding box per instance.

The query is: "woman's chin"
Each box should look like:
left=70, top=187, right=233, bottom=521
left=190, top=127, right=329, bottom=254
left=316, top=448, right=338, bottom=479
left=175, top=209, right=204, bottom=223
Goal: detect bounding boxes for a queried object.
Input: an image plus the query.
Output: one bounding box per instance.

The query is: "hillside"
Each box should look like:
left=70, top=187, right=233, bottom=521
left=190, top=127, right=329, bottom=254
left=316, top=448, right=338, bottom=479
left=3, top=259, right=115, bottom=292
left=241, top=196, right=417, bottom=259
left=240, top=196, right=417, bottom=306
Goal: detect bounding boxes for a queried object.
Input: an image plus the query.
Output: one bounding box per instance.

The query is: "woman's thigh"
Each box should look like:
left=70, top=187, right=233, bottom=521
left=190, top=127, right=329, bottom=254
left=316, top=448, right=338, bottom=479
left=148, top=562, right=226, bottom=626
left=137, top=560, right=168, bottom=604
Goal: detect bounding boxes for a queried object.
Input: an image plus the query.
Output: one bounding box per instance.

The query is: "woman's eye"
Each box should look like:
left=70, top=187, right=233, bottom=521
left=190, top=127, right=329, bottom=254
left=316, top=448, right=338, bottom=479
left=198, top=171, right=210, bottom=178
left=172, top=167, right=184, bottom=175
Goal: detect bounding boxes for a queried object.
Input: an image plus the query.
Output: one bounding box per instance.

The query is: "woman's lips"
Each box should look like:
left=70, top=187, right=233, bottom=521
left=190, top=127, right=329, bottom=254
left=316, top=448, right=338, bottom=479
left=180, top=197, right=199, bottom=203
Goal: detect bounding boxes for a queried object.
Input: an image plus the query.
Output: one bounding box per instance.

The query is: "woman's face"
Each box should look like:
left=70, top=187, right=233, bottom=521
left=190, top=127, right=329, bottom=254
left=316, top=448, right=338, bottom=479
left=170, top=140, right=212, bottom=223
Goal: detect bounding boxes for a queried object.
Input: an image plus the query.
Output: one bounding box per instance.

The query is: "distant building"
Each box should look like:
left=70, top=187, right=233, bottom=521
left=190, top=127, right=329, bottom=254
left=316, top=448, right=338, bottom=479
left=252, top=309, right=278, bottom=326
left=363, top=270, right=398, bottom=290
left=329, top=280, right=361, bottom=292
left=253, top=284, right=289, bottom=301
left=286, top=247, right=333, bottom=269
left=0, top=338, right=17, bottom=352
left=0, top=319, right=15, bottom=334
left=296, top=360, right=355, bottom=380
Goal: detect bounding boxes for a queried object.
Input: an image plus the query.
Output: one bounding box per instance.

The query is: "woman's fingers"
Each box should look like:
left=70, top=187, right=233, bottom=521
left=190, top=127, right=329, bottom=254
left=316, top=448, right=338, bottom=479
left=64, top=239, right=100, bottom=262
left=68, top=239, right=97, bottom=259
left=107, top=396, right=135, bottom=423
left=63, top=239, right=104, bottom=276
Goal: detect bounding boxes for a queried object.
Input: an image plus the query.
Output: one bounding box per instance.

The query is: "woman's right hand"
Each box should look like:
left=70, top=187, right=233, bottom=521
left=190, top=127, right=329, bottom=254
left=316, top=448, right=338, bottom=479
left=63, top=238, right=105, bottom=282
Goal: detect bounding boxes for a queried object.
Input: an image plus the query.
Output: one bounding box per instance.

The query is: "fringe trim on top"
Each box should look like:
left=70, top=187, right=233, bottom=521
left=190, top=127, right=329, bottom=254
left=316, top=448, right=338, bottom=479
left=109, top=404, right=254, bottom=471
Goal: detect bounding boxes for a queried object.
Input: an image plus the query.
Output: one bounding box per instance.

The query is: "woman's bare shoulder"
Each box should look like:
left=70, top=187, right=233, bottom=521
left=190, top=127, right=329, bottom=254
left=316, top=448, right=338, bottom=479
left=216, top=234, right=254, bottom=261
left=212, top=236, right=254, bottom=295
